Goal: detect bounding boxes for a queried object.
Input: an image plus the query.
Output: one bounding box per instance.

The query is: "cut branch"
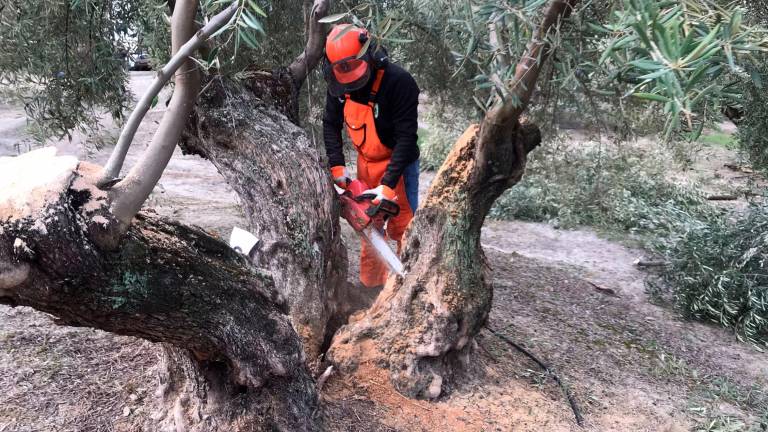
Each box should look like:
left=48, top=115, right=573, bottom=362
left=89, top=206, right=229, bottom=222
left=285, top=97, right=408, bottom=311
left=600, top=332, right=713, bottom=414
left=0, top=153, right=318, bottom=430
left=99, top=1, right=238, bottom=187
left=288, top=0, right=330, bottom=88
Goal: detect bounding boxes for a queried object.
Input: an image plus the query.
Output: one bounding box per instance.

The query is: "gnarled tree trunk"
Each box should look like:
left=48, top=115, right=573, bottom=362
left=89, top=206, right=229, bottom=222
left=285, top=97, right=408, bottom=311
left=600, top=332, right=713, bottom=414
left=181, top=70, right=348, bottom=362
left=0, top=1, right=339, bottom=429
left=329, top=122, right=541, bottom=398
left=0, top=155, right=317, bottom=431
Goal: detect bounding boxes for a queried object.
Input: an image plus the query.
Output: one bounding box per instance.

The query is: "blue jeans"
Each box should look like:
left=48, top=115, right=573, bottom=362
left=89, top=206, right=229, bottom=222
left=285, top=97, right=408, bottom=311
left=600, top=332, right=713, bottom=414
left=402, top=159, right=419, bottom=212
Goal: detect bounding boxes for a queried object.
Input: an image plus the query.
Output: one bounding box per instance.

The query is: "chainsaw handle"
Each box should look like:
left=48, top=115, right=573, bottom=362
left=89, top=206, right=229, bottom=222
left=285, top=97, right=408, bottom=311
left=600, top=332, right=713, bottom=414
left=358, top=194, right=400, bottom=219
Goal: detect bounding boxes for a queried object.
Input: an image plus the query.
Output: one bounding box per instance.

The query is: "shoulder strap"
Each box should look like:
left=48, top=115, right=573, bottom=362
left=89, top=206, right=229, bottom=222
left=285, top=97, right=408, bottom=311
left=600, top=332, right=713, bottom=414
left=368, top=69, right=386, bottom=107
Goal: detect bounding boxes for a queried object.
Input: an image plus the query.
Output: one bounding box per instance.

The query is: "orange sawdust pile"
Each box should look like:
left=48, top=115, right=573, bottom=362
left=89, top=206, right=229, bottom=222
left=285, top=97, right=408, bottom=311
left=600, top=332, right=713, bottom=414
left=322, top=362, right=487, bottom=431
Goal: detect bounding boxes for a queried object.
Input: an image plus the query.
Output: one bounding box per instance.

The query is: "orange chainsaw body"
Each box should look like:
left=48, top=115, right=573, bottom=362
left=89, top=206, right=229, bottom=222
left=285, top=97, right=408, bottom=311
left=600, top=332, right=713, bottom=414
left=339, top=179, right=398, bottom=233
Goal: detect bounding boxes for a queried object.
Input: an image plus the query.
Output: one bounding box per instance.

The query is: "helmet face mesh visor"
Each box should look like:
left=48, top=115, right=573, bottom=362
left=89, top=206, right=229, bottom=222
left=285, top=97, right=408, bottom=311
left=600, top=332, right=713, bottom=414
left=332, top=58, right=367, bottom=83
left=325, top=56, right=371, bottom=97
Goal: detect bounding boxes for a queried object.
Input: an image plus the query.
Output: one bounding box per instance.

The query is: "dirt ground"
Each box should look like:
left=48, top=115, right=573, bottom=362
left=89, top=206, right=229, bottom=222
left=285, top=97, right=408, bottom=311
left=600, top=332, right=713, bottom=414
left=1, top=73, right=766, bottom=431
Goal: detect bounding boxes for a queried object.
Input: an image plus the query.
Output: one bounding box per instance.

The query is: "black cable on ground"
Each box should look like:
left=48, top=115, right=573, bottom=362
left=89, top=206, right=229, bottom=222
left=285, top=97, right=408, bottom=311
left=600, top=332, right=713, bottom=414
left=484, top=324, right=585, bottom=427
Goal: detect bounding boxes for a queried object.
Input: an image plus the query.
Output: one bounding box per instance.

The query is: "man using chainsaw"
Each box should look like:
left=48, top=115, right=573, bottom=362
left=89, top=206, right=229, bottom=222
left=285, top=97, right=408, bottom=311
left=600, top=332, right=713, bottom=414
left=323, top=24, right=420, bottom=290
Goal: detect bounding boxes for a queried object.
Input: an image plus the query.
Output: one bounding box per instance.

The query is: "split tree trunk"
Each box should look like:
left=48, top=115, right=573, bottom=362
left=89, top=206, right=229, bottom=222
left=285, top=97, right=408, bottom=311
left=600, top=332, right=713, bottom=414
left=0, top=157, right=317, bottom=431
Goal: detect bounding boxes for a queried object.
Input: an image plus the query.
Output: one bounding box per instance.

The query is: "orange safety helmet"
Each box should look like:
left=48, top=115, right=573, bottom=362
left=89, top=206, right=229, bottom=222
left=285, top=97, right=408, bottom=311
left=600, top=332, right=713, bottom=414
left=324, top=24, right=372, bottom=97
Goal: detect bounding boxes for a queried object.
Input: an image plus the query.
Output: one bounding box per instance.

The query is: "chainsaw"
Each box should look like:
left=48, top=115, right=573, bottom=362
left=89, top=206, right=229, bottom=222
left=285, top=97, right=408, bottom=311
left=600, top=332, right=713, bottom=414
left=338, top=179, right=405, bottom=276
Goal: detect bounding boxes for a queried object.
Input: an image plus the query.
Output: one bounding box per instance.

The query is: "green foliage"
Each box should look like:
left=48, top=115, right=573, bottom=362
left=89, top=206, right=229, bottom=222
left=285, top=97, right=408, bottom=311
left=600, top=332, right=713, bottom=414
left=655, top=200, right=768, bottom=346
left=596, top=1, right=768, bottom=139
left=378, top=0, right=768, bottom=141
left=488, top=138, right=719, bottom=237
left=699, top=131, right=737, bottom=149
left=135, top=0, right=273, bottom=73
left=0, top=0, right=276, bottom=141
left=735, top=60, right=768, bottom=169
left=0, top=0, right=135, bottom=139
left=486, top=135, right=768, bottom=346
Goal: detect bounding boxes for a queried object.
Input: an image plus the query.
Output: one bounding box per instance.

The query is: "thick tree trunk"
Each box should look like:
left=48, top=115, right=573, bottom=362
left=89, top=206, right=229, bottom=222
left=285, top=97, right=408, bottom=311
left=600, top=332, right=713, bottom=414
left=181, top=70, right=348, bottom=362
left=329, top=0, right=575, bottom=400
left=0, top=154, right=318, bottom=431
left=2, top=1, right=338, bottom=429
left=329, top=122, right=541, bottom=398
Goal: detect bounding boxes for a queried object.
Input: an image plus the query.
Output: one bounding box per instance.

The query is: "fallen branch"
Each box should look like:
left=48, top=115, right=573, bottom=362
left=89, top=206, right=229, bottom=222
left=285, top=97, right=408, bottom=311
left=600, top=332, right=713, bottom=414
left=484, top=325, right=585, bottom=427
left=723, top=163, right=754, bottom=174
left=587, top=281, right=618, bottom=297
left=707, top=194, right=738, bottom=201
left=634, top=260, right=669, bottom=268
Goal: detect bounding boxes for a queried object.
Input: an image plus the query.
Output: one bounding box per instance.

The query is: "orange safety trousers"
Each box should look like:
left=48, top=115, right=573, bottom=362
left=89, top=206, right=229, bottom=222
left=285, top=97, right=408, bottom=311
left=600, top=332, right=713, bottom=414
left=343, top=69, right=414, bottom=288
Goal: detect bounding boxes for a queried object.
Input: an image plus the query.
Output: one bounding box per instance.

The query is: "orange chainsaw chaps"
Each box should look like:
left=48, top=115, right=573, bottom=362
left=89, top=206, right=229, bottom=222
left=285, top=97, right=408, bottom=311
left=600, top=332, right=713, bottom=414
left=356, top=157, right=413, bottom=288
left=344, top=68, right=414, bottom=288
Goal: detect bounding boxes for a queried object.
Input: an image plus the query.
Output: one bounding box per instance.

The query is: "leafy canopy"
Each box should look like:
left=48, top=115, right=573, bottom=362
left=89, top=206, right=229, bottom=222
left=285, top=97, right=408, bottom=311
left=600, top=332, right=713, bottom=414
left=2, top=0, right=767, bottom=143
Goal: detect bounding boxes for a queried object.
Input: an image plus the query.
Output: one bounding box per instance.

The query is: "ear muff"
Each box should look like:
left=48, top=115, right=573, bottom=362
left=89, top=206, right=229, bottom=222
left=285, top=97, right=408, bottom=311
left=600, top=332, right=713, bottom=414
left=370, top=45, right=389, bottom=69
left=322, top=55, right=333, bottom=87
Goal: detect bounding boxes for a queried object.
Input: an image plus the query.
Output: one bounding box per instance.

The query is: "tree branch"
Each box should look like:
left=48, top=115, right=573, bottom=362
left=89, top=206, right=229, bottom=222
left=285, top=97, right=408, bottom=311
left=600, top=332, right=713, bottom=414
left=98, top=1, right=238, bottom=189
left=107, top=1, right=236, bottom=224
left=480, top=0, right=579, bottom=136
left=0, top=153, right=318, bottom=429
left=474, top=0, right=579, bottom=192
left=288, top=0, right=331, bottom=88
left=488, top=17, right=511, bottom=89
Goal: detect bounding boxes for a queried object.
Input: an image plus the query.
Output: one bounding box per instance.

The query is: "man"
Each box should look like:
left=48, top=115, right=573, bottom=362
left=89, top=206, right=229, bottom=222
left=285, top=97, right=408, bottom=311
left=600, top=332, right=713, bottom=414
left=322, top=24, right=420, bottom=289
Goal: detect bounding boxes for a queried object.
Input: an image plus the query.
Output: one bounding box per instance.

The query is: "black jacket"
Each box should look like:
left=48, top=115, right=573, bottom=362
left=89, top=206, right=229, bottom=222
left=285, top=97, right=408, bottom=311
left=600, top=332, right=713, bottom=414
left=322, top=62, right=420, bottom=189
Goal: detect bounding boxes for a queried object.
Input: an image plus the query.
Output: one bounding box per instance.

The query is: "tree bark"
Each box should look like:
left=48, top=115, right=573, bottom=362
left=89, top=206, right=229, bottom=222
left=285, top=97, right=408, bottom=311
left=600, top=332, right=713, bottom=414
left=180, top=70, right=348, bottom=363
left=0, top=156, right=318, bottom=431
